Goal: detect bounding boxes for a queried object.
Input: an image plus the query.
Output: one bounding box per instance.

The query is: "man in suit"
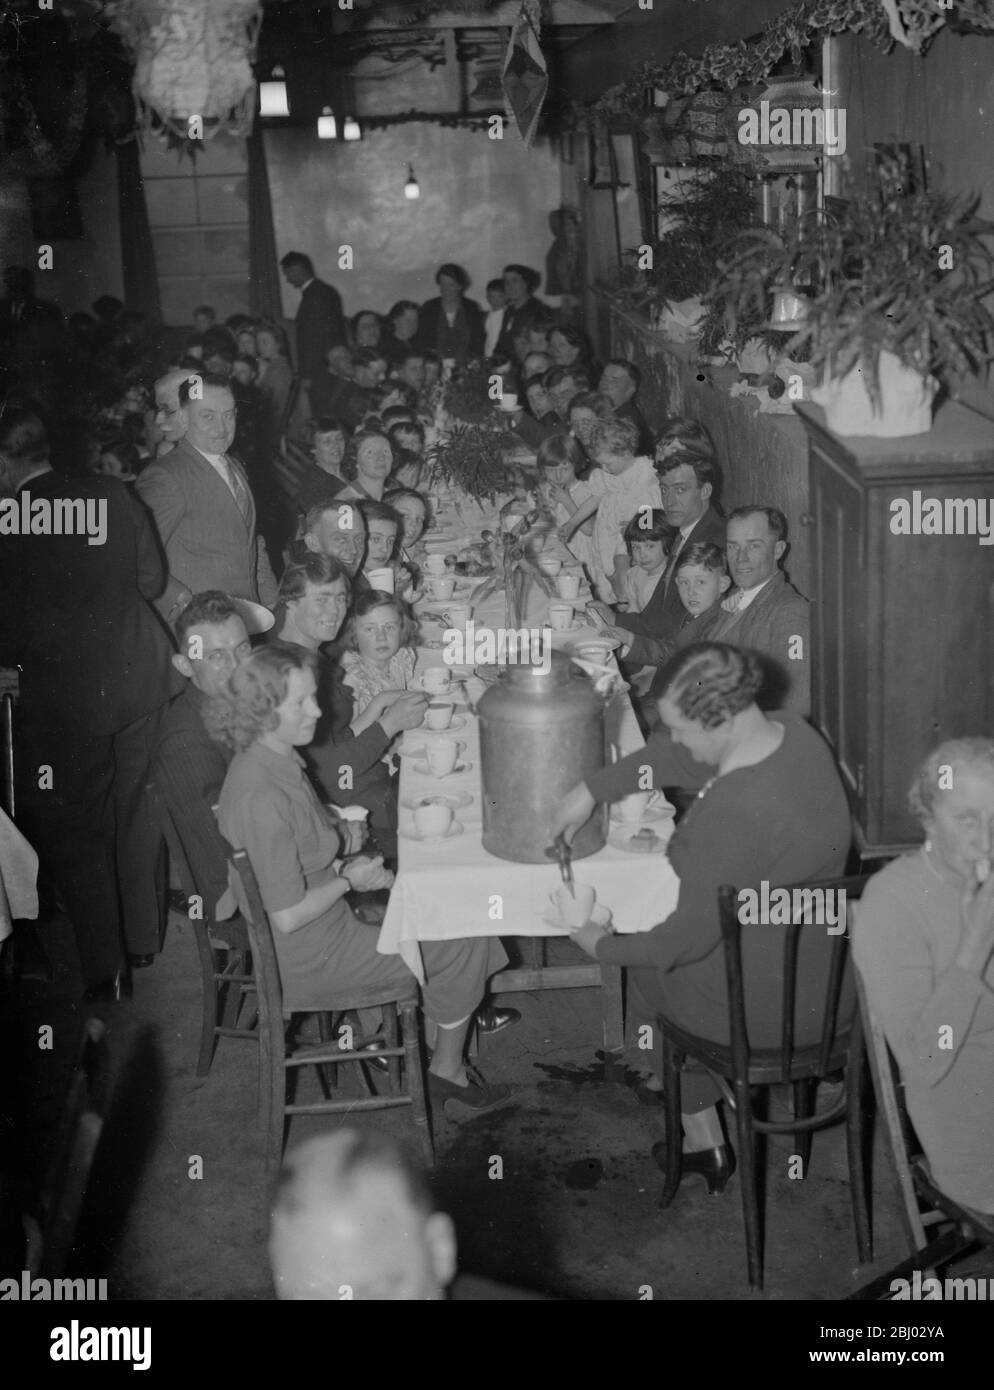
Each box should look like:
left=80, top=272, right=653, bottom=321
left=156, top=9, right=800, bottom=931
left=0, top=408, right=183, bottom=997
left=280, top=251, right=346, bottom=391
left=598, top=359, right=654, bottom=455
left=136, top=373, right=278, bottom=626
left=591, top=452, right=725, bottom=659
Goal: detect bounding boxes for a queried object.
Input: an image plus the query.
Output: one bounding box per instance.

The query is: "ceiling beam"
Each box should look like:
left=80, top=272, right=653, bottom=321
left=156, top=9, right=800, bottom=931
left=352, top=2, right=619, bottom=32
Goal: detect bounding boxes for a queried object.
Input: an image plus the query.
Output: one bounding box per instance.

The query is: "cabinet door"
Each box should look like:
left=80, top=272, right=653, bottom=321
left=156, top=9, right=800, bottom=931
left=809, top=441, right=867, bottom=811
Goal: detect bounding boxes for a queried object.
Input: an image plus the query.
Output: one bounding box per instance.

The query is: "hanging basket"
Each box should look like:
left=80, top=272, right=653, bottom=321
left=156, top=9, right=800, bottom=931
left=812, top=349, right=938, bottom=437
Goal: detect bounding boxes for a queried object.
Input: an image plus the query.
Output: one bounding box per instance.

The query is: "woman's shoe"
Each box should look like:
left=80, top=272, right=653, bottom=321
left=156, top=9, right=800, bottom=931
left=428, top=1068, right=511, bottom=1117
left=651, top=1142, right=736, bottom=1195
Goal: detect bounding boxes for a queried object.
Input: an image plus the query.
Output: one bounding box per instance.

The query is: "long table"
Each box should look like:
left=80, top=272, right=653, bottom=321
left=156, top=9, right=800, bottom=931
left=376, top=485, right=681, bottom=1069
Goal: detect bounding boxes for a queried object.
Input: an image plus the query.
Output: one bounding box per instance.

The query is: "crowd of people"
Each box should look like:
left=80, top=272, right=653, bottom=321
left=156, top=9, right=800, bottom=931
left=1, top=244, right=992, bottom=1298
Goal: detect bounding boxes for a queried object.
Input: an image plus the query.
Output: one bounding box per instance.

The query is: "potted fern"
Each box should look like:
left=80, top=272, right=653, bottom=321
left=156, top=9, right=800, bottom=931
left=709, top=153, right=994, bottom=436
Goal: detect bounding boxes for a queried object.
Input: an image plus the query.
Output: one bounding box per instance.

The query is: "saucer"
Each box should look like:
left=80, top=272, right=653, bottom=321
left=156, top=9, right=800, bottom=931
left=608, top=825, right=670, bottom=855
left=539, top=903, right=613, bottom=931
left=410, top=758, right=474, bottom=778
left=548, top=618, right=583, bottom=633
left=399, top=821, right=465, bottom=845
left=401, top=790, right=473, bottom=811
left=421, top=715, right=467, bottom=735
left=609, top=803, right=673, bottom=826
left=566, top=636, right=622, bottom=657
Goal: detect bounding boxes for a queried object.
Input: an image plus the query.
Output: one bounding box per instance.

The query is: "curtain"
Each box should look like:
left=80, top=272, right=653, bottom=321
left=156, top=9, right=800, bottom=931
left=115, top=138, right=162, bottom=323
left=247, top=121, right=282, bottom=327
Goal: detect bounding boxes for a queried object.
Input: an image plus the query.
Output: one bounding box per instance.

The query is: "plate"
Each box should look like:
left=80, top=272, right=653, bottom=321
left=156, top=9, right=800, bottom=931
left=401, top=790, right=473, bottom=811
left=539, top=903, right=613, bottom=931
left=420, top=715, right=467, bottom=735
left=609, top=803, right=674, bottom=826
left=566, top=636, right=622, bottom=657
left=399, top=821, right=465, bottom=845
left=409, top=758, right=474, bottom=778
left=608, top=825, right=670, bottom=855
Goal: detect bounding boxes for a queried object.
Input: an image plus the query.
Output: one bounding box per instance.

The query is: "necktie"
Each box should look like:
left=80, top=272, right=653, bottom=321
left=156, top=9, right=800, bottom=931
left=662, top=532, right=685, bottom=596
left=222, top=457, right=251, bottom=523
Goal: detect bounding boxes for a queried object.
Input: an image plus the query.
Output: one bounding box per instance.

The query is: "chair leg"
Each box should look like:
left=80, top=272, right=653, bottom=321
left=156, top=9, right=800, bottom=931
left=196, top=943, right=224, bottom=1078
left=402, top=1003, right=434, bottom=1167
left=792, top=1079, right=815, bottom=1177
left=384, top=1004, right=401, bottom=1093
left=732, top=1078, right=764, bottom=1290
left=846, top=1056, right=873, bottom=1264
left=260, top=1013, right=287, bottom=1177
left=659, top=1040, right=683, bottom=1209
left=315, top=1013, right=335, bottom=1099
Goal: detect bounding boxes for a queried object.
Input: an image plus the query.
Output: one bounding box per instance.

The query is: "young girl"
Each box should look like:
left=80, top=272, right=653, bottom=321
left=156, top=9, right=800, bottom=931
left=340, top=590, right=418, bottom=719
left=620, top=509, right=673, bottom=612
left=536, top=431, right=595, bottom=576
left=560, top=417, right=661, bottom=603
left=385, top=487, right=430, bottom=563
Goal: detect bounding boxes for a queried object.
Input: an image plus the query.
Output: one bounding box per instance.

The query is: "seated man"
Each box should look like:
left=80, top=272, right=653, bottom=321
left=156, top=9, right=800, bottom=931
left=326, top=348, right=388, bottom=431
left=287, top=498, right=368, bottom=586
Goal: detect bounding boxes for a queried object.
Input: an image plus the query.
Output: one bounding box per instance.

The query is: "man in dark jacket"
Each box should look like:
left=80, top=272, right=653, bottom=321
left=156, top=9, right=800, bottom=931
left=280, top=251, right=347, bottom=390
left=0, top=408, right=183, bottom=996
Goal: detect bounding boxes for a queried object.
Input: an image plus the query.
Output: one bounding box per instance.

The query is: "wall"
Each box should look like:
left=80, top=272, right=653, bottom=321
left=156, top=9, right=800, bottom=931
left=0, top=144, right=122, bottom=316
left=264, top=124, right=563, bottom=318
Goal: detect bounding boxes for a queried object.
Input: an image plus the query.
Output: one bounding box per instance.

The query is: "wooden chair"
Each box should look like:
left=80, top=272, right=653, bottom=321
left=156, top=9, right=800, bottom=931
left=655, top=874, right=873, bottom=1290
left=26, top=1017, right=108, bottom=1278
left=147, top=780, right=257, bottom=1077
left=226, top=850, right=434, bottom=1174
left=848, top=967, right=994, bottom=1300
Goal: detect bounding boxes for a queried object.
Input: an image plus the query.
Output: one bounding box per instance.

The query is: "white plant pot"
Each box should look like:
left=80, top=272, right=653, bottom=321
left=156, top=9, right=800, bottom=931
left=811, top=350, right=937, bottom=437
left=654, top=296, right=706, bottom=342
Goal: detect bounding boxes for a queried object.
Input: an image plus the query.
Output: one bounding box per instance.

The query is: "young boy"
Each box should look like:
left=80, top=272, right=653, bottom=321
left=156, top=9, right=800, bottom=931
left=483, top=278, right=507, bottom=358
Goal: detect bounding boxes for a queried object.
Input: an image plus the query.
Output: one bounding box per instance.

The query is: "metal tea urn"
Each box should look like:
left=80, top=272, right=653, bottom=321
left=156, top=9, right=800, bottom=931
left=478, top=651, right=607, bottom=862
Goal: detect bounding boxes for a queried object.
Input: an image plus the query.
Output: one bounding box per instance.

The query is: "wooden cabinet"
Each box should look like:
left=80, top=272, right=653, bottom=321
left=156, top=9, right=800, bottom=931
left=799, top=401, right=994, bottom=855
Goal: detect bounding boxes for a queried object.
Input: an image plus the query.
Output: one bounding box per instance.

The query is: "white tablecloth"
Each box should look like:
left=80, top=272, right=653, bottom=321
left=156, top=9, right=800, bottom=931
left=0, top=807, right=39, bottom=943
left=377, top=488, right=681, bottom=982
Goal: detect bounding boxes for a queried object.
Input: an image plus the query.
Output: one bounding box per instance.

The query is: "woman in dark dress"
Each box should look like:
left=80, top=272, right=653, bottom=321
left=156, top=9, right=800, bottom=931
left=419, top=263, right=484, bottom=367
left=550, top=643, right=851, bottom=1191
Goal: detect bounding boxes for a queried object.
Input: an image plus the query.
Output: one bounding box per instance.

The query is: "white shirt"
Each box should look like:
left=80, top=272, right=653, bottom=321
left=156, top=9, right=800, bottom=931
left=484, top=307, right=505, bottom=357
left=194, top=447, right=240, bottom=502
left=721, top=575, right=774, bottom=614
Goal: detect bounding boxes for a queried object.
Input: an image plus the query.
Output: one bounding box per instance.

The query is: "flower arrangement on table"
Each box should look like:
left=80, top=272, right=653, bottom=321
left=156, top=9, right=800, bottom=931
left=426, top=420, right=522, bottom=504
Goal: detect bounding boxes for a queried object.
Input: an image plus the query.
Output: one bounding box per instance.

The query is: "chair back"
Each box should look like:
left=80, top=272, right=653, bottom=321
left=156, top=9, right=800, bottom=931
left=2, top=692, right=14, bottom=817
left=226, top=848, right=287, bottom=1032
left=717, top=874, right=868, bottom=1089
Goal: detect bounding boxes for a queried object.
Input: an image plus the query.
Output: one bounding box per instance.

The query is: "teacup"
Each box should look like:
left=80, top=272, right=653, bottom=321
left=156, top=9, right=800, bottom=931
left=426, top=575, right=456, bottom=602
left=420, top=668, right=451, bottom=696
left=337, top=805, right=369, bottom=824
left=425, top=739, right=461, bottom=778
left=442, top=603, right=472, bottom=629
left=499, top=392, right=519, bottom=413
left=414, top=801, right=453, bottom=838
left=425, top=701, right=454, bottom=731
left=366, top=567, right=394, bottom=594
left=424, top=555, right=448, bottom=576
left=538, top=555, right=563, bottom=578
left=556, top=573, right=581, bottom=601
left=552, top=883, right=596, bottom=928
left=549, top=603, right=574, bottom=631
left=616, top=790, right=660, bottom=822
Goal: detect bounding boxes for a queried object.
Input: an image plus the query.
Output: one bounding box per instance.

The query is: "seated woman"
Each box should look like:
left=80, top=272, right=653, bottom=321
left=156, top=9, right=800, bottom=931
left=549, top=643, right=851, bottom=1189
left=384, top=487, right=430, bottom=567
left=357, top=498, right=418, bottom=600
left=293, top=417, right=351, bottom=513
left=269, top=553, right=427, bottom=863
left=211, top=643, right=509, bottom=1112
left=853, top=739, right=994, bottom=1215
left=535, top=431, right=595, bottom=578
left=337, top=428, right=395, bottom=503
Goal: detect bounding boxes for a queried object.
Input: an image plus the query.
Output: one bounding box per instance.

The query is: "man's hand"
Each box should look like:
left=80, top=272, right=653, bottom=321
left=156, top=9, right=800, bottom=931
left=570, top=920, right=610, bottom=959
left=343, top=855, right=394, bottom=893
left=586, top=602, right=615, bottom=626
left=957, top=867, right=994, bottom=976
left=379, top=691, right=430, bottom=736
left=0, top=668, right=19, bottom=699
left=547, top=782, right=597, bottom=846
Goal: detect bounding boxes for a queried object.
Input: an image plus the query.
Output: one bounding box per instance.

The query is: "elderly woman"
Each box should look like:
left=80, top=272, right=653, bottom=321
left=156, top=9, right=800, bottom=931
left=853, top=739, right=994, bottom=1214
left=337, top=428, right=395, bottom=503
left=419, top=264, right=484, bottom=367
left=211, top=643, right=509, bottom=1113
left=549, top=643, right=851, bottom=1191
left=268, top=552, right=424, bottom=862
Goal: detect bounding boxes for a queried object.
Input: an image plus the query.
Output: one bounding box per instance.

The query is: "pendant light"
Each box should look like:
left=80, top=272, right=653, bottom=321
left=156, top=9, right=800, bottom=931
left=259, top=66, right=290, bottom=118
left=317, top=107, right=337, bottom=139
left=404, top=165, right=420, bottom=199
left=343, top=115, right=361, bottom=141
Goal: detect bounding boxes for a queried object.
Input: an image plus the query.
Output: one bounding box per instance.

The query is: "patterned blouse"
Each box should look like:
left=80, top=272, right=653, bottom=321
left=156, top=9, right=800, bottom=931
left=340, top=646, right=417, bottom=716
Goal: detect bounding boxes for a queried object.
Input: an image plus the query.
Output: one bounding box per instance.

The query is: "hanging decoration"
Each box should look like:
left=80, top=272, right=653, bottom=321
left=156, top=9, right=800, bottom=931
left=878, top=0, right=947, bottom=51
left=106, top=0, right=263, bottom=141
left=502, top=0, right=547, bottom=145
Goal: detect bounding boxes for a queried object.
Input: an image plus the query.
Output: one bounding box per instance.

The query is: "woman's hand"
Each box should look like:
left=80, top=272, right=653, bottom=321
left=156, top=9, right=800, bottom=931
left=336, top=820, right=367, bottom=856
left=343, top=855, right=395, bottom=893
left=365, top=689, right=404, bottom=720
left=379, top=691, right=429, bottom=736
left=570, top=921, right=610, bottom=959
left=558, top=521, right=576, bottom=546
left=957, top=868, right=994, bottom=975
left=547, top=782, right=597, bottom=846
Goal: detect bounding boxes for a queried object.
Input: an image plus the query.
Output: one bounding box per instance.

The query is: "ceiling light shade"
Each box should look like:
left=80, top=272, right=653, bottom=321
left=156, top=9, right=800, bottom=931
left=108, top=0, right=263, bottom=140
left=317, top=107, right=337, bottom=140
left=404, top=165, right=420, bottom=200
left=343, top=115, right=361, bottom=141
left=259, top=66, right=290, bottom=118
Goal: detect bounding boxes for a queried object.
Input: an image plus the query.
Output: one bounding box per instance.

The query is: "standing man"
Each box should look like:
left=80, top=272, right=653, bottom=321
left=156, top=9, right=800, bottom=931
left=0, top=408, right=183, bottom=997
left=280, top=251, right=347, bottom=393
left=136, top=373, right=278, bottom=627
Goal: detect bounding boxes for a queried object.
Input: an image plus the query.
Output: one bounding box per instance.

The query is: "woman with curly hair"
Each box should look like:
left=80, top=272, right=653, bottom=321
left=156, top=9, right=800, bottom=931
left=210, top=643, right=511, bottom=1113
left=549, top=642, right=851, bottom=1190
left=337, top=428, right=395, bottom=504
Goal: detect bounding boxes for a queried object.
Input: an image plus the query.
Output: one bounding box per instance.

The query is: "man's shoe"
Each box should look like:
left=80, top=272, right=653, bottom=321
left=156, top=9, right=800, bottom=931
left=476, top=1003, right=521, bottom=1035
left=127, top=953, right=155, bottom=969
left=428, top=1069, right=511, bottom=1116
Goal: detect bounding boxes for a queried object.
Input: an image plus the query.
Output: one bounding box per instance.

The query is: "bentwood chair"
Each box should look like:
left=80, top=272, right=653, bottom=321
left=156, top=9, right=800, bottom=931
left=848, top=967, right=994, bottom=1300
left=655, top=874, right=873, bottom=1290
left=226, top=850, right=434, bottom=1175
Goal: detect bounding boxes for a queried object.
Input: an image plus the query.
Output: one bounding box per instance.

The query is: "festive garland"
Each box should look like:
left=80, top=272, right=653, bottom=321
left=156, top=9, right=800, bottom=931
left=587, top=0, right=977, bottom=120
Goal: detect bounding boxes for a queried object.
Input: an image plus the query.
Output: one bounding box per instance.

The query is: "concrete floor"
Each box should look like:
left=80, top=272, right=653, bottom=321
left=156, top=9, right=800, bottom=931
left=9, top=906, right=994, bottom=1302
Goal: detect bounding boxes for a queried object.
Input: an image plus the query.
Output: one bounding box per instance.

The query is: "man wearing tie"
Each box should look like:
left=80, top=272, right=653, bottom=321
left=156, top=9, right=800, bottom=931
left=280, top=251, right=347, bottom=393
left=136, top=373, right=278, bottom=627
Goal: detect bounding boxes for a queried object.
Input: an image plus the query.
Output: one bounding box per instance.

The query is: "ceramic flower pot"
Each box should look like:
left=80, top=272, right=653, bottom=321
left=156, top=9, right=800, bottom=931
left=812, top=349, right=938, bottom=437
